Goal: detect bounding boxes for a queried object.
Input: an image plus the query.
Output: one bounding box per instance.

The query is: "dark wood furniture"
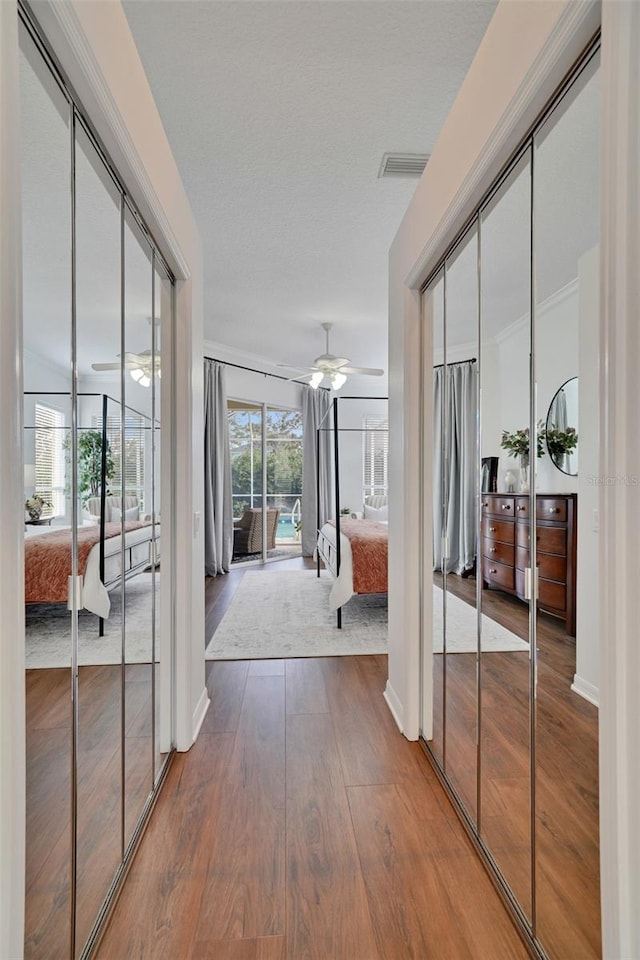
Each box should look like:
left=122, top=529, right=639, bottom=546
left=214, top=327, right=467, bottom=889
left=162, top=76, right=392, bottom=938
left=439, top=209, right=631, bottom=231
left=481, top=492, right=577, bottom=635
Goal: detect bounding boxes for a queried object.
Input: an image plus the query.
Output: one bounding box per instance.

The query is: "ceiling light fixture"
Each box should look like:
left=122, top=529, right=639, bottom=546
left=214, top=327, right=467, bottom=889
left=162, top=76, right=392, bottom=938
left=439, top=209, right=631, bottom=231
left=330, top=372, right=346, bottom=391
left=309, top=371, right=324, bottom=390
left=130, top=368, right=151, bottom=388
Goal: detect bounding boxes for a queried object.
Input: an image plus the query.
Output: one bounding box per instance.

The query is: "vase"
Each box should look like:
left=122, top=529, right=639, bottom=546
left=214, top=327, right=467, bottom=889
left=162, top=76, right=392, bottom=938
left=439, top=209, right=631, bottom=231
left=519, top=454, right=530, bottom=493
left=28, top=507, right=42, bottom=521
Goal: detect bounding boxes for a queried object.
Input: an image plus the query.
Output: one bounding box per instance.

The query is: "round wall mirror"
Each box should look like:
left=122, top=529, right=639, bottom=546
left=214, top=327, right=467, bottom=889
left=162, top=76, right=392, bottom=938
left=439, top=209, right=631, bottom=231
left=546, top=377, right=578, bottom=475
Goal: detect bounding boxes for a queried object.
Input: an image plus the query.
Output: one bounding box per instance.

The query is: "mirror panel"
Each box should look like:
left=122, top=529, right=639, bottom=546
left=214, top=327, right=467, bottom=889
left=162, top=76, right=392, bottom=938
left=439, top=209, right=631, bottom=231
left=123, top=207, right=156, bottom=846
left=74, top=123, right=124, bottom=956
left=424, top=269, right=445, bottom=765
left=479, top=150, right=533, bottom=920
left=440, top=225, right=479, bottom=820
left=20, top=24, right=74, bottom=958
left=533, top=50, right=601, bottom=959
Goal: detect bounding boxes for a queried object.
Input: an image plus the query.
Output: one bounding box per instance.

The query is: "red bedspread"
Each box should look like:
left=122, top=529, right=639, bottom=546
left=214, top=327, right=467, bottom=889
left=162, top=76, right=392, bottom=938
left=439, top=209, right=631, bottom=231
left=328, top=518, right=388, bottom=595
left=25, top=521, right=148, bottom=605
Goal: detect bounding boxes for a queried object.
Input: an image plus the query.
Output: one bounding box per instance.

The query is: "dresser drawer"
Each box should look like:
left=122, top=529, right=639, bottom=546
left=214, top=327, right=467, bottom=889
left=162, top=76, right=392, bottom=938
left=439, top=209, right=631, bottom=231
left=516, top=569, right=567, bottom=611
left=483, top=557, right=515, bottom=591
left=515, top=497, right=529, bottom=519
left=536, top=497, right=567, bottom=523
left=482, top=517, right=515, bottom=544
left=482, top=496, right=515, bottom=519
left=516, top=546, right=567, bottom=583
left=516, top=523, right=566, bottom=556
left=483, top=538, right=515, bottom=566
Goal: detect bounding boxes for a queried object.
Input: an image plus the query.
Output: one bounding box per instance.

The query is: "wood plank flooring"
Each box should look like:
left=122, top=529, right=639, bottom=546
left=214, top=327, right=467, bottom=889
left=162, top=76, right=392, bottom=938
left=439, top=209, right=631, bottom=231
left=96, top=559, right=528, bottom=960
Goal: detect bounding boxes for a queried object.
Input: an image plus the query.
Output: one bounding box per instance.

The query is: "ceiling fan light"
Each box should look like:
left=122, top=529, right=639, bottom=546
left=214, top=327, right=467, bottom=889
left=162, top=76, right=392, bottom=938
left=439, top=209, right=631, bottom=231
left=330, top=372, right=346, bottom=391
left=310, top=371, right=324, bottom=389
left=130, top=368, right=144, bottom=383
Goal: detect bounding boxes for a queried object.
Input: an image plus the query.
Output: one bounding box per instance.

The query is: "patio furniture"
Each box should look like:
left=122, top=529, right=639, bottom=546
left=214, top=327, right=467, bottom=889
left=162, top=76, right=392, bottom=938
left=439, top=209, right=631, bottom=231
left=233, top=508, right=280, bottom=556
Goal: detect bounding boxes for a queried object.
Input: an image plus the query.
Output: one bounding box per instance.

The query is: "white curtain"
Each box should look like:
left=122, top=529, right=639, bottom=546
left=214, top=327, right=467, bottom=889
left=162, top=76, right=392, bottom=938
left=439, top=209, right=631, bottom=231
left=204, top=360, right=233, bottom=576
left=433, top=361, right=477, bottom=574
left=301, top=386, right=333, bottom=557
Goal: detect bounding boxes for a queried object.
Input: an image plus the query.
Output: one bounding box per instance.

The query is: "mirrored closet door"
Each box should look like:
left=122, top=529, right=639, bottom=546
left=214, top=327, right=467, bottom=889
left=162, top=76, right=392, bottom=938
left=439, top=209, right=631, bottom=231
left=20, top=9, right=175, bottom=958
left=420, top=39, right=601, bottom=960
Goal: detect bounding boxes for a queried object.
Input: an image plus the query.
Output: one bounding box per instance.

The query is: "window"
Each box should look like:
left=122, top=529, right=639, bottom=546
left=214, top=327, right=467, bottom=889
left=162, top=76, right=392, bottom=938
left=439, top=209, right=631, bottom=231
left=363, top=417, right=389, bottom=498
left=93, top=414, right=146, bottom=502
left=34, top=403, right=65, bottom=516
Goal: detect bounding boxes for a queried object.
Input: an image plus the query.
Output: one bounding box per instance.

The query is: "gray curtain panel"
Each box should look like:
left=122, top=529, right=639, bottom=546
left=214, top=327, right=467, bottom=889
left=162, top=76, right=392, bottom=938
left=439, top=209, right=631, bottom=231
left=204, top=360, right=233, bottom=576
left=433, top=361, right=478, bottom=575
left=301, top=386, right=333, bottom=557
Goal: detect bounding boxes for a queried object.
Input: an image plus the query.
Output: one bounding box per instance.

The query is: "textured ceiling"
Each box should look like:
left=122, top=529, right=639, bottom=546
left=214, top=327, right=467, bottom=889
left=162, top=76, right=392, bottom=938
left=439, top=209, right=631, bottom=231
left=122, top=0, right=499, bottom=382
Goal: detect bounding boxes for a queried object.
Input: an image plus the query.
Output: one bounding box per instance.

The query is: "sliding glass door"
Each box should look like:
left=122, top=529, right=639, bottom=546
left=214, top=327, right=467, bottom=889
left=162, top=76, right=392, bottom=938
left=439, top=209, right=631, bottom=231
left=228, top=401, right=302, bottom=564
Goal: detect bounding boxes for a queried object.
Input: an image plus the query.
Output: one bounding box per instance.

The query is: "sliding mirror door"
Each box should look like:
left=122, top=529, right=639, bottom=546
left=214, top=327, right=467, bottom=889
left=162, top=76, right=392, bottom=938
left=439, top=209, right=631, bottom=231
left=479, top=149, right=533, bottom=921
left=74, top=123, right=124, bottom=955
left=440, top=226, right=479, bottom=821
left=20, top=26, right=73, bottom=955
left=424, top=269, right=445, bottom=766
left=532, top=50, right=601, bottom=959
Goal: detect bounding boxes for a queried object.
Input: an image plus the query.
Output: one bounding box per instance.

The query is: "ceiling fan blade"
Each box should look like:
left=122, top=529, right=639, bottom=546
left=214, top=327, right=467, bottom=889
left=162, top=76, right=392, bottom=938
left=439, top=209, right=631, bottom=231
left=339, top=366, right=384, bottom=377
left=91, top=362, right=121, bottom=371
left=284, top=373, right=314, bottom=384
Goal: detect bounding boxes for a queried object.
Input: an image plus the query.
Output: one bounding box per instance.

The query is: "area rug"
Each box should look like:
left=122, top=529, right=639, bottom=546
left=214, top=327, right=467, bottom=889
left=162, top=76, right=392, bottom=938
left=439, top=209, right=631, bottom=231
left=433, top=585, right=529, bottom=653
left=206, top=570, right=387, bottom=660
left=25, top=574, right=158, bottom=669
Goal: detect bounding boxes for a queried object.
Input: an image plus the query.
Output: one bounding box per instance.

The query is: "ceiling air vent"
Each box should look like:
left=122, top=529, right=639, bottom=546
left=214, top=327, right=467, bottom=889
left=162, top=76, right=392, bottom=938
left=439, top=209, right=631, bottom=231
left=378, top=152, right=429, bottom=179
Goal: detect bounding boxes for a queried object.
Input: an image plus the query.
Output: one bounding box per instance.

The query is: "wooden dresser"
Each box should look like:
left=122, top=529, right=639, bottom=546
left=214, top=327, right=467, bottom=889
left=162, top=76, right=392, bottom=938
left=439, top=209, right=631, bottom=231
left=481, top=492, right=577, bottom=636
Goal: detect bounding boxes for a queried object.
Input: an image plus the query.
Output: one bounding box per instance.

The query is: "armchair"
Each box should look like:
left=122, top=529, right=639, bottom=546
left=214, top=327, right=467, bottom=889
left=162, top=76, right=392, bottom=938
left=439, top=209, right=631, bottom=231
left=233, top=508, right=280, bottom=556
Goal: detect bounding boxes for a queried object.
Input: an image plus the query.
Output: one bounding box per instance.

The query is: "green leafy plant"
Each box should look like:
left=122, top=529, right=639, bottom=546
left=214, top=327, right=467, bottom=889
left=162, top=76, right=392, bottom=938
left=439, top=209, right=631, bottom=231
left=545, top=424, right=578, bottom=459
left=500, top=422, right=546, bottom=460
left=76, top=431, right=115, bottom=502
left=340, top=507, right=351, bottom=515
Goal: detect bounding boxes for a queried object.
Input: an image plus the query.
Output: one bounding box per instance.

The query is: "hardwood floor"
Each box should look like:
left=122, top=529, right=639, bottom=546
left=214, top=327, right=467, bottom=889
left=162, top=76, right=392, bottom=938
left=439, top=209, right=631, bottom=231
left=96, top=558, right=529, bottom=960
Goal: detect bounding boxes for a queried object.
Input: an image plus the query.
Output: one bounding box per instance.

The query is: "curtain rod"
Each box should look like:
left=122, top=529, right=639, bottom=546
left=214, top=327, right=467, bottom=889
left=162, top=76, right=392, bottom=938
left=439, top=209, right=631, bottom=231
left=433, top=358, right=477, bottom=369
left=205, top=356, right=300, bottom=384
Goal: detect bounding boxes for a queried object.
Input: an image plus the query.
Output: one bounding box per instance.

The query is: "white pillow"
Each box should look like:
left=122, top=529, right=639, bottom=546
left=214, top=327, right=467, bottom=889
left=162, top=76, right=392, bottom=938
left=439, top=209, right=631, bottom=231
left=363, top=503, right=388, bottom=521
left=111, top=505, right=140, bottom=522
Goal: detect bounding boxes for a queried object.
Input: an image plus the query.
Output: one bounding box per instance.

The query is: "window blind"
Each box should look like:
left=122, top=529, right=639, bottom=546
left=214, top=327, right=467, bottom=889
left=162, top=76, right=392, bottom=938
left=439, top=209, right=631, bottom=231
left=362, top=417, right=389, bottom=498
left=34, top=403, right=66, bottom=516
left=93, top=414, right=145, bottom=499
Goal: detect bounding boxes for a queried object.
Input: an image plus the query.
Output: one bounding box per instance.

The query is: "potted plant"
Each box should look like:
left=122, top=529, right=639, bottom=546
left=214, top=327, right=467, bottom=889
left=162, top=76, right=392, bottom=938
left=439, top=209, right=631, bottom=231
left=24, top=494, right=52, bottom=521
left=500, top=422, right=545, bottom=491
left=545, top=424, right=578, bottom=470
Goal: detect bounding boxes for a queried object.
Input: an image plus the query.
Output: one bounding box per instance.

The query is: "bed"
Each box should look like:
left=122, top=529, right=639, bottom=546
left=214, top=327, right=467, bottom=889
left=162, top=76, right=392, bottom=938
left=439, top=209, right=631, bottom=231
left=317, top=517, right=388, bottom=612
left=25, top=520, right=159, bottom=619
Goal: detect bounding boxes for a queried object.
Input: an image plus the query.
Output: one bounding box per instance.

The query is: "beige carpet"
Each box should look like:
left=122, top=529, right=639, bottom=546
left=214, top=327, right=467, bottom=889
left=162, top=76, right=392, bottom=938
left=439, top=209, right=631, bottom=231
left=206, top=570, right=387, bottom=660
left=432, top=585, right=529, bottom=653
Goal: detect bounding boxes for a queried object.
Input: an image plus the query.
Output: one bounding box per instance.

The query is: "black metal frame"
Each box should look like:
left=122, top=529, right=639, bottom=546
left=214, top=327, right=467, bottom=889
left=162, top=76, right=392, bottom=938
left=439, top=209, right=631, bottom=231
left=315, top=395, right=388, bottom=628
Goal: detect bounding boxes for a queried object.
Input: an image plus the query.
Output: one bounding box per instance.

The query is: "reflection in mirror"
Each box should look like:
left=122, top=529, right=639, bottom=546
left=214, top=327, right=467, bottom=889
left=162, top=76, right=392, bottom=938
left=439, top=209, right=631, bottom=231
left=479, top=149, right=533, bottom=920
left=533, top=50, right=600, bottom=960
left=423, top=270, right=444, bottom=765
left=439, top=224, right=479, bottom=822
left=20, top=22, right=74, bottom=958
left=123, top=207, right=156, bottom=848
left=74, top=124, right=123, bottom=956
left=546, top=377, right=578, bottom=476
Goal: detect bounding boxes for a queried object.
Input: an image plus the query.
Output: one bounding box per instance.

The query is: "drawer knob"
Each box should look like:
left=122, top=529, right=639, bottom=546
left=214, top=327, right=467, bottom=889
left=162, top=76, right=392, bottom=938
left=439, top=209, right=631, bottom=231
left=489, top=568, right=497, bottom=574
left=501, top=504, right=510, bottom=510
left=518, top=505, right=526, bottom=511
left=489, top=547, right=496, bottom=553
left=489, top=526, right=496, bottom=532
left=549, top=507, right=559, bottom=514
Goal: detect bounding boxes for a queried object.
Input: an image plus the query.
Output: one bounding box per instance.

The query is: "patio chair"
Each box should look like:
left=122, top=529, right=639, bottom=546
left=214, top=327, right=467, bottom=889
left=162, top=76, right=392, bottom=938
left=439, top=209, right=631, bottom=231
left=233, top=508, right=280, bottom=555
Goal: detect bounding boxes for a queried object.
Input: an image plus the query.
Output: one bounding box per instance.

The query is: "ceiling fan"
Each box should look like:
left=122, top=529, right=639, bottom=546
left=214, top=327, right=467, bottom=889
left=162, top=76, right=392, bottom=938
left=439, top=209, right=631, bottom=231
left=280, top=322, right=384, bottom=391
left=91, top=350, right=159, bottom=388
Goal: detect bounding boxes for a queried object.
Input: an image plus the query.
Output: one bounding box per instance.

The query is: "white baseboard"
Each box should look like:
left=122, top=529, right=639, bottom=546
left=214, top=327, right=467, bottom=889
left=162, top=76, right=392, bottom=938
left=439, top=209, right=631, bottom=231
left=571, top=674, right=599, bottom=708
left=383, top=680, right=405, bottom=735
left=190, top=686, right=211, bottom=745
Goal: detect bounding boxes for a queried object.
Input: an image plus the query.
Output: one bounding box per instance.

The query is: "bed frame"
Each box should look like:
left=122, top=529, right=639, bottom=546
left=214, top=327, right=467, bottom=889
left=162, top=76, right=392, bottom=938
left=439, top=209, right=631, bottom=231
left=315, top=395, right=388, bottom=628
